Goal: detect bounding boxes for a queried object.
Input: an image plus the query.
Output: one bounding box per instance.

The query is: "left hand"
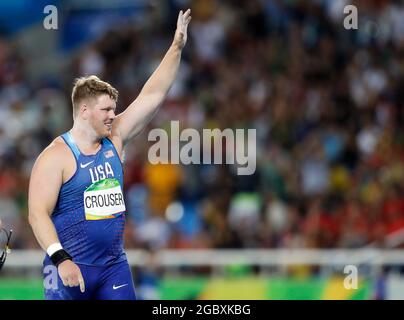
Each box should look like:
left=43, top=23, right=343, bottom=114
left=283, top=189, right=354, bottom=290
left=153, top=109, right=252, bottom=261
left=172, top=9, right=192, bottom=50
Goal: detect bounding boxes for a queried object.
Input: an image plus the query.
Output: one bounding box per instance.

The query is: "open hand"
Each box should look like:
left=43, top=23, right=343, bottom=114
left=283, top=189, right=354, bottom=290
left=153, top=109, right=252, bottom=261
left=172, top=9, right=192, bottom=50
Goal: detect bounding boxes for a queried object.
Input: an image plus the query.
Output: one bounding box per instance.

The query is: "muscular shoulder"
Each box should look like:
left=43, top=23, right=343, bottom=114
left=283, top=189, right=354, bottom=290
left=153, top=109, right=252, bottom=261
left=29, top=137, right=73, bottom=212
left=32, top=137, right=75, bottom=179
left=32, top=137, right=77, bottom=183
left=37, top=137, right=71, bottom=164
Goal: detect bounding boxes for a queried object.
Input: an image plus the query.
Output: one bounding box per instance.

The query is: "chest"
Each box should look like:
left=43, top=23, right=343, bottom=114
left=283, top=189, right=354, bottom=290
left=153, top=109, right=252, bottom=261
left=63, top=150, right=122, bottom=186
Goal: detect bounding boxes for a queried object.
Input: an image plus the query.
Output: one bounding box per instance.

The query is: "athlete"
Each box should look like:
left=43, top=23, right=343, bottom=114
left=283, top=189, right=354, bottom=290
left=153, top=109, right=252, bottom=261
left=28, top=9, right=191, bottom=300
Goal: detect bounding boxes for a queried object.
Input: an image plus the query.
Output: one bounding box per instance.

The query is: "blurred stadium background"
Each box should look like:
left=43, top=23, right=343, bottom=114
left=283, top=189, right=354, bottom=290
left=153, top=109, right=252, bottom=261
left=0, top=0, right=404, bottom=299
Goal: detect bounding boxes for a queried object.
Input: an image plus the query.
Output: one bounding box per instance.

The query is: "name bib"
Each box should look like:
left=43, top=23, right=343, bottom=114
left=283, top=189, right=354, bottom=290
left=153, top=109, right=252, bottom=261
left=84, top=178, right=126, bottom=220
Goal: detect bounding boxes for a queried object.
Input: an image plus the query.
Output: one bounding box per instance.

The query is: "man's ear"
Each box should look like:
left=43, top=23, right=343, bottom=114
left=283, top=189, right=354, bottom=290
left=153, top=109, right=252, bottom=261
left=80, top=104, right=89, bottom=120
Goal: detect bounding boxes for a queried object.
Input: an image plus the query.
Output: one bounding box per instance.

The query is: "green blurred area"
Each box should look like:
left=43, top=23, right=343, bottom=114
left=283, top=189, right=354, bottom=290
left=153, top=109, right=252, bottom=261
left=0, top=279, right=44, bottom=300
left=0, top=276, right=372, bottom=300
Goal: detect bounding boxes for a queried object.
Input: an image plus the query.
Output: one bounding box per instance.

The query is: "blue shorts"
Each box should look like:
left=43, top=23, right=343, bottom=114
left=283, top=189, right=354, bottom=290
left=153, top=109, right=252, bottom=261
left=43, top=260, right=136, bottom=300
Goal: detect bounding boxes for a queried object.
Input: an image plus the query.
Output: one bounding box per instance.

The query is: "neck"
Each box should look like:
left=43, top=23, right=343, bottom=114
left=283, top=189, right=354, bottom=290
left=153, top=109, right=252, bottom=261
left=70, top=121, right=102, bottom=153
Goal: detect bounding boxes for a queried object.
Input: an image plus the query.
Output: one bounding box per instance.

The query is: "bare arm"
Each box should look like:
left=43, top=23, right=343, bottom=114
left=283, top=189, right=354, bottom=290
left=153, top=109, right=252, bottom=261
left=113, top=9, right=192, bottom=145
left=28, top=143, right=85, bottom=292
left=28, top=144, right=63, bottom=250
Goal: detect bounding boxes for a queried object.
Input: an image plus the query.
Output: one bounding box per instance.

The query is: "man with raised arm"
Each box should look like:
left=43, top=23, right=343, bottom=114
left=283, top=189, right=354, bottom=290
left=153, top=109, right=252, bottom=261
left=28, top=9, right=191, bottom=300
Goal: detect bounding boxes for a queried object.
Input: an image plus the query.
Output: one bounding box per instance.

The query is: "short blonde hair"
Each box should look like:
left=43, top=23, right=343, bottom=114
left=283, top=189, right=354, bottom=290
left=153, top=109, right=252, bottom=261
left=71, top=75, right=118, bottom=118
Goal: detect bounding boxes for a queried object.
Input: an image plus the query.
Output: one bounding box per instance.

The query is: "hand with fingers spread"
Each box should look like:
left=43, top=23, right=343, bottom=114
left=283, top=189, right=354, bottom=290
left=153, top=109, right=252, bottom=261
left=58, top=260, right=85, bottom=293
left=172, top=9, right=192, bottom=50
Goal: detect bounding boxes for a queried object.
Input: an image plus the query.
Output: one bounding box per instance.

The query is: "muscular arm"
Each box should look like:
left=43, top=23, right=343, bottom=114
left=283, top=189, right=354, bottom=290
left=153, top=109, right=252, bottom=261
left=113, top=9, right=191, bottom=146
left=28, top=144, right=63, bottom=251
left=28, top=143, right=85, bottom=291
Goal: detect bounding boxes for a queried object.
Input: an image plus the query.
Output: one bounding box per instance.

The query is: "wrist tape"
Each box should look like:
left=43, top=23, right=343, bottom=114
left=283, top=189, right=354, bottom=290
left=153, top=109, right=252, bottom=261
left=50, top=249, right=72, bottom=267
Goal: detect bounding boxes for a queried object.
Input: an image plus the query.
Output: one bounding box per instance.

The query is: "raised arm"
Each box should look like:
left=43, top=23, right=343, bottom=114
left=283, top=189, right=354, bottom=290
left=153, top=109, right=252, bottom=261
left=113, top=9, right=191, bottom=146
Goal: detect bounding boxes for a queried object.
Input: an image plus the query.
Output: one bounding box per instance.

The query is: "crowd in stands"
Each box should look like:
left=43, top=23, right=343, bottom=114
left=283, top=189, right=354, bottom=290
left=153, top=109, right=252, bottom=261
left=0, top=0, right=403, bottom=252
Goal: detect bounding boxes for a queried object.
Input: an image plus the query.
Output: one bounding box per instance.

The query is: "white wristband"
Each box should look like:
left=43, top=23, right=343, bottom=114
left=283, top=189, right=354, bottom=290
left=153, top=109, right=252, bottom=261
left=46, top=243, right=63, bottom=257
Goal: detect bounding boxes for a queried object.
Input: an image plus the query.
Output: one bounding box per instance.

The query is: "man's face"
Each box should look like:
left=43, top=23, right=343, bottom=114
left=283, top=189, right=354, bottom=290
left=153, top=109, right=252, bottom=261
left=86, top=94, right=116, bottom=138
